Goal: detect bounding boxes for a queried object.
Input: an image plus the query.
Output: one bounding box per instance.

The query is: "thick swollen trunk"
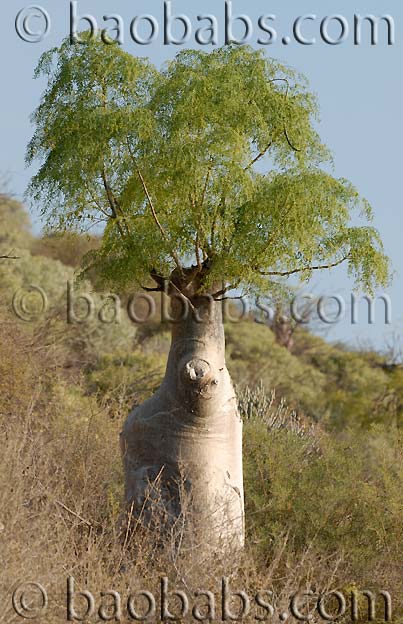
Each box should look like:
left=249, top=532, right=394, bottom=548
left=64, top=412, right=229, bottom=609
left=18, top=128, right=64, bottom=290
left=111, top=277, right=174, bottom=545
left=120, top=295, right=244, bottom=551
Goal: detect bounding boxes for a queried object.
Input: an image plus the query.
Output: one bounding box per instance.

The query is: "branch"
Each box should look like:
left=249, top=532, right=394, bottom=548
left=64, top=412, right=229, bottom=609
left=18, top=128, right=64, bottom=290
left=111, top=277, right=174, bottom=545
left=211, top=196, right=227, bottom=255
left=194, top=165, right=213, bottom=266
left=84, top=181, right=112, bottom=219
left=244, top=126, right=294, bottom=172
left=136, top=168, right=183, bottom=274
left=141, top=285, right=164, bottom=293
left=81, top=218, right=108, bottom=233
left=269, top=77, right=291, bottom=95
left=195, top=233, right=202, bottom=271
left=211, top=280, right=242, bottom=300
left=247, top=195, right=294, bottom=269
left=101, top=169, right=126, bottom=239
left=244, top=79, right=292, bottom=172
left=141, top=274, right=201, bottom=313
left=244, top=141, right=273, bottom=170
left=268, top=78, right=301, bottom=153
left=168, top=280, right=197, bottom=313
left=200, top=166, right=212, bottom=210
left=259, top=255, right=350, bottom=277
left=214, top=294, right=246, bottom=302
left=284, top=127, right=301, bottom=152
left=269, top=79, right=301, bottom=153
left=0, top=255, right=19, bottom=259
left=140, top=271, right=167, bottom=293
left=126, top=139, right=184, bottom=275
left=190, top=193, right=203, bottom=272
left=55, top=499, right=93, bottom=528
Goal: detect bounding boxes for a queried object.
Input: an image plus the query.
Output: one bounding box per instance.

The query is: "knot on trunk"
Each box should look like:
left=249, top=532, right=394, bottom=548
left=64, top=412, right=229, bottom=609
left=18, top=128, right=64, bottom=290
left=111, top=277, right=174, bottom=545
left=180, top=358, right=219, bottom=400
left=184, top=359, right=210, bottom=381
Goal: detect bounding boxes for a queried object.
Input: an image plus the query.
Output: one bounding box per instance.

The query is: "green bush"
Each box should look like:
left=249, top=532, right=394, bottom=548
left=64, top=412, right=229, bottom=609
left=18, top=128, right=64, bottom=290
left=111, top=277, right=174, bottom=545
left=244, top=412, right=403, bottom=587
left=226, top=322, right=328, bottom=420
left=86, top=350, right=166, bottom=408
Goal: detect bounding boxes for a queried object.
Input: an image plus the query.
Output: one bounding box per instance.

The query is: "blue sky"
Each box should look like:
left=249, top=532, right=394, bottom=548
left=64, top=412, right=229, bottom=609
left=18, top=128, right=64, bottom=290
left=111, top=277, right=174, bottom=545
left=1, top=0, right=402, bottom=352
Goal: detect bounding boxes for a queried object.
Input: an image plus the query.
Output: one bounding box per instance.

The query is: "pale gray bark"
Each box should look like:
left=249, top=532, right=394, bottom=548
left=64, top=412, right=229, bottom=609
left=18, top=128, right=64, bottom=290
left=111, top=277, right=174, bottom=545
left=120, top=294, right=245, bottom=551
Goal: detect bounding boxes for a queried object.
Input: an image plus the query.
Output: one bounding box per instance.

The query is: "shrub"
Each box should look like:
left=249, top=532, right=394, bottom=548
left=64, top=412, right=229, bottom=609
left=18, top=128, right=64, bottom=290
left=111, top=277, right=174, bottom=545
left=244, top=412, right=403, bottom=590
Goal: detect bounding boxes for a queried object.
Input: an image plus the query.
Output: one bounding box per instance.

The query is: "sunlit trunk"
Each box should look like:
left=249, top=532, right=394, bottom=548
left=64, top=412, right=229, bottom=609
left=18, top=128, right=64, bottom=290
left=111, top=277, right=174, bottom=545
left=120, top=293, right=244, bottom=551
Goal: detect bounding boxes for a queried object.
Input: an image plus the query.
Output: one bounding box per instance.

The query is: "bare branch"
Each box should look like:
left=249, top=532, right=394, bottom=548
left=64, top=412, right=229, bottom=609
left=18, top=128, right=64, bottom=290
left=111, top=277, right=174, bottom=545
left=81, top=218, right=108, bottom=234
left=150, top=269, right=167, bottom=290
left=214, top=294, right=246, bottom=302
left=284, top=127, right=301, bottom=152
left=260, top=255, right=350, bottom=277
left=140, top=271, right=167, bottom=293
left=269, top=77, right=291, bottom=96
left=168, top=280, right=197, bottom=313
left=141, top=285, right=164, bottom=293
left=0, top=247, right=19, bottom=259
left=244, top=141, right=273, bottom=171
left=211, top=280, right=242, bottom=300
left=55, top=499, right=93, bottom=528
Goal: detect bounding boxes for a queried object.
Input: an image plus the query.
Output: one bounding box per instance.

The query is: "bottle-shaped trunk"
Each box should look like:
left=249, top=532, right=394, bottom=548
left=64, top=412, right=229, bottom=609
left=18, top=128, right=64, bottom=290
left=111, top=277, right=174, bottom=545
left=120, top=295, right=244, bottom=551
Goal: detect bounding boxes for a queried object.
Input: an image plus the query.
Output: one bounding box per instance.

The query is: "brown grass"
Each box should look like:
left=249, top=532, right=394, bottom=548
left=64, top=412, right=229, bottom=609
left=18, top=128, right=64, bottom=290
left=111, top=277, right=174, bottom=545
left=1, top=314, right=401, bottom=623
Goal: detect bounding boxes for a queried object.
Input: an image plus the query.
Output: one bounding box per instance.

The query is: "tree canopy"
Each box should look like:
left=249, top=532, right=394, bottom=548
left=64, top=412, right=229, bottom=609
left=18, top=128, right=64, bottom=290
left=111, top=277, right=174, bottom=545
left=26, top=36, right=389, bottom=297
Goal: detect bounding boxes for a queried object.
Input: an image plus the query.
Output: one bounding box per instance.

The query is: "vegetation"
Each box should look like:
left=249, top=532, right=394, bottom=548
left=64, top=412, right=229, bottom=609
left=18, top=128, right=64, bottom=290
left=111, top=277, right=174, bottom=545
left=1, top=199, right=402, bottom=620
left=22, top=37, right=392, bottom=551
left=26, top=39, right=388, bottom=296
left=0, top=36, right=398, bottom=617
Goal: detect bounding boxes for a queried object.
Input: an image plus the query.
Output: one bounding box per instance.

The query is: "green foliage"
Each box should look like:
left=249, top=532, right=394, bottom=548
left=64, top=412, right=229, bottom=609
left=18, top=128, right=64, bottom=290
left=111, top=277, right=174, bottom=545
left=294, top=332, right=403, bottom=428
left=226, top=322, right=403, bottom=429
left=27, top=38, right=389, bottom=296
left=0, top=196, right=73, bottom=309
left=0, top=201, right=138, bottom=365
left=35, top=299, right=138, bottom=371
left=244, top=417, right=403, bottom=581
left=226, top=322, right=328, bottom=420
left=0, top=248, right=73, bottom=306
left=86, top=350, right=165, bottom=407
left=0, top=249, right=139, bottom=371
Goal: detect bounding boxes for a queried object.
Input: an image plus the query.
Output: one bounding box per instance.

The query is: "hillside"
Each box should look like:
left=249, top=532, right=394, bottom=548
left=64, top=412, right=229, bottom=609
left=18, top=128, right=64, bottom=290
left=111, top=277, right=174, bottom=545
left=1, top=196, right=403, bottom=620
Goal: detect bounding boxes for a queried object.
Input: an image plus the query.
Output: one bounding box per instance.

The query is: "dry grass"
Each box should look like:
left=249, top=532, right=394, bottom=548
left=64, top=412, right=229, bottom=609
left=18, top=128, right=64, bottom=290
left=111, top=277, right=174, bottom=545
left=1, top=314, right=402, bottom=623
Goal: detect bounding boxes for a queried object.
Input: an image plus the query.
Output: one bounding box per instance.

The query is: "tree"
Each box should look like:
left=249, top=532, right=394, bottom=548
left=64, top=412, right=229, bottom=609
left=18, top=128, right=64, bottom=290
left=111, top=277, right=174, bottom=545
left=26, top=36, right=389, bottom=551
